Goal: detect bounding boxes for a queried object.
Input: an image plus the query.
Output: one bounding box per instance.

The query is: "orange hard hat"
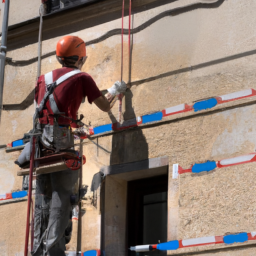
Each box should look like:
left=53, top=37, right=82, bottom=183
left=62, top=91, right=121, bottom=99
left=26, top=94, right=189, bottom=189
left=56, top=35, right=86, bottom=60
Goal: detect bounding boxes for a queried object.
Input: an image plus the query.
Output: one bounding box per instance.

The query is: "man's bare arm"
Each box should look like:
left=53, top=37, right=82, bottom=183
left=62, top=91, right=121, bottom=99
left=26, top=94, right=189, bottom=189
left=93, top=95, right=111, bottom=112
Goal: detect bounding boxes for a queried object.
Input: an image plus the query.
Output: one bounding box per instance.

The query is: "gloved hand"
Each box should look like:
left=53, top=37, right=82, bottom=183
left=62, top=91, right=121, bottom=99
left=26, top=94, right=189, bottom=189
left=107, top=81, right=127, bottom=96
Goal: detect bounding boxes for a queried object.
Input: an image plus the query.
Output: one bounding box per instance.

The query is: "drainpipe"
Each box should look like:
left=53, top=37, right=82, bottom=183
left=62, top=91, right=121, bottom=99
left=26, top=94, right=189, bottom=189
left=0, top=0, right=9, bottom=122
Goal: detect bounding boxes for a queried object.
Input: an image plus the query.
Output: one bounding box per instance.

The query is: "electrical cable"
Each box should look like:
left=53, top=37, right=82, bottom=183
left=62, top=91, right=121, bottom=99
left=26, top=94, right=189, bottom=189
left=118, top=0, right=125, bottom=123
left=118, top=0, right=132, bottom=123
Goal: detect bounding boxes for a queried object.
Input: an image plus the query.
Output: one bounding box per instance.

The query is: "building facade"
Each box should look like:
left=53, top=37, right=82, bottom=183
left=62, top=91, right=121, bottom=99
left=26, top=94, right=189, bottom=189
left=1, top=0, right=256, bottom=255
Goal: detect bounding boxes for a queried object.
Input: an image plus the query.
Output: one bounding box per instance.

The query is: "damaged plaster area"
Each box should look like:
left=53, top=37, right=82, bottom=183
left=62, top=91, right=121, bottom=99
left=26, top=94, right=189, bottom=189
left=211, top=105, right=256, bottom=159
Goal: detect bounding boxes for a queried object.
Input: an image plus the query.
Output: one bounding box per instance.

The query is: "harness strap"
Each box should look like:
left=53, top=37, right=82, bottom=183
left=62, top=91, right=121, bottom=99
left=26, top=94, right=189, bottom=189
left=45, top=69, right=81, bottom=87
left=44, top=71, right=53, bottom=85
left=34, top=69, right=81, bottom=128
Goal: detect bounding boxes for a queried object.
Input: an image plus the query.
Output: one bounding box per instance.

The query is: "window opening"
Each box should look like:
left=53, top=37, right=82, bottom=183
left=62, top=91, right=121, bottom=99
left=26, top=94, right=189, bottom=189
left=127, top=175, right=168, bottom=256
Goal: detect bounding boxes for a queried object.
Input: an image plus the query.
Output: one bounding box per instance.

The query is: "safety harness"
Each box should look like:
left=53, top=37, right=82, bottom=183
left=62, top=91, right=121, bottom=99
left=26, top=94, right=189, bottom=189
left=33, top=69, right=81, bottom=129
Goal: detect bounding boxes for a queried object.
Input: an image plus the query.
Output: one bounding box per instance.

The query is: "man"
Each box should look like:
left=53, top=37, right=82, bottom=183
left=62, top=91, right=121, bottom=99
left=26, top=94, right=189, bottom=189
left=17, top=35, right=126, bottom=256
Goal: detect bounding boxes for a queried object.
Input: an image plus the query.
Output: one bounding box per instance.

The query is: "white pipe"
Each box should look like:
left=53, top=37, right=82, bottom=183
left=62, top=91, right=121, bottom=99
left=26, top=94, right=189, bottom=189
left=130, top=245, right=151, bottom=252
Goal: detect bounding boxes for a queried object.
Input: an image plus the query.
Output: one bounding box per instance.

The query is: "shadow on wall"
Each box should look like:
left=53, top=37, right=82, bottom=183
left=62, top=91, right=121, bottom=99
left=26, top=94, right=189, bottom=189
left=90, top=90, right=149, bottom=194
left=109, top=89, right=149, bottom=165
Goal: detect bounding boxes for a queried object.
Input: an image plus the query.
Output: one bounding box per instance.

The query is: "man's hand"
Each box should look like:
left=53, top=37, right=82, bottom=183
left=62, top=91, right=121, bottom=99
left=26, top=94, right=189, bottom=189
left=93, top=81, right=127, bottom=112
left=107, top=81, right=127, bottom=96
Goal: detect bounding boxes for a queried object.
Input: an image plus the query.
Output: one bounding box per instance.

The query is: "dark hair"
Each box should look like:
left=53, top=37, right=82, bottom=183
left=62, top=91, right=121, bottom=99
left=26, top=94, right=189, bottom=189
left=56, top=55, right=79, bottom=67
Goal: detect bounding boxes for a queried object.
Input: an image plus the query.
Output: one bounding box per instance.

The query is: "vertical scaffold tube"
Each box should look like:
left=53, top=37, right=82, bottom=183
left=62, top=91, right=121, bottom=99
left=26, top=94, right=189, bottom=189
left=24, top=137, right=36, bottom=256
left=0, top=0, right=9, bottom=122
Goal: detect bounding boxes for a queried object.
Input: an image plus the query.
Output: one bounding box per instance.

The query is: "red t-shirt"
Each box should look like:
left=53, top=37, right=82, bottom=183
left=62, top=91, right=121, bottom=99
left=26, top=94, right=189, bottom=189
left=35, top=67, right=102, bottom=127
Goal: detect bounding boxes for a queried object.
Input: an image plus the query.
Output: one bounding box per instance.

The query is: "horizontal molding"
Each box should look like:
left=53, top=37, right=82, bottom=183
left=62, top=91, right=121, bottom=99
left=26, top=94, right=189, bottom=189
left=5, top=0, right=224, bottom=61
left=0, top=197, right=27, bottom=206
left=173, top=152, right=256, bottom=177
left=101, top=156, right=169, bottom=176
left=131, top=231, right=256, bottom=252
left=91, top=88, right=256, bottom=136
left=6, top=0, right=181, bottom=50
left=6, top=88, right=256, bottom=153
left=0, top=190, right=27, bottom=201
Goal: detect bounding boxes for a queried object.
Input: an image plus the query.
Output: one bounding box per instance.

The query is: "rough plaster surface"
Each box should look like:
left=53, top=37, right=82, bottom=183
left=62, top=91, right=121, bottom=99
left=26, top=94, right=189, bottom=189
left=211, top=106, right=256, bottom=159
left=104, top=176, right=127, bottom=256
left=0, top=0, right=40, bottom=29
left=2, top=0, right=256, bottom=255
left=0, top=201, right=27, bottom=256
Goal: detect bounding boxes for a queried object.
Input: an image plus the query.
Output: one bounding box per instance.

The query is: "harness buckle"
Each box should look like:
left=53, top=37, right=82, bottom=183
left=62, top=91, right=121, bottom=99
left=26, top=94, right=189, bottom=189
left=47, top=81, right=57, bottom=93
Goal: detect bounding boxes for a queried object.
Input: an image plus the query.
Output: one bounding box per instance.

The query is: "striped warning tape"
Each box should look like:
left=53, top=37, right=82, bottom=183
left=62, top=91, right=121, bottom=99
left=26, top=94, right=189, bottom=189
left=8, top=88, right=256, bottom=148
left=130, top=231, right=256, bottom=252
left=172, top=152, right=256, bottom=178
left=66, top=250, right=101, bottom=256
left=94, top=88, right=256, bottom=134
left=0, top=190, right=27, bottom=201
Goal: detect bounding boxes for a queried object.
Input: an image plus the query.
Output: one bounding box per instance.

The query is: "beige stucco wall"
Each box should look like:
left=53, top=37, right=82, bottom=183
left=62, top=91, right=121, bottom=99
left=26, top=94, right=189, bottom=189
left=0, top=0, right=40, bottom=31
left=2, top=0, right=256, bottom=255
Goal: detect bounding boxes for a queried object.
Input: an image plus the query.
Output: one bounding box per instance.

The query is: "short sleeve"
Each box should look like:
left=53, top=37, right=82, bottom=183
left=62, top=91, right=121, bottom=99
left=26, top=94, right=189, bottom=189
left=81, top=73, right=102, bottom=104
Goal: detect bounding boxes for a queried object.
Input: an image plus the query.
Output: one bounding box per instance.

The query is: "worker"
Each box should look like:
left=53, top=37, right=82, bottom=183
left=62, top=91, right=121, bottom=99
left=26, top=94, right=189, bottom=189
left=16, top=35, right=126, bottom=256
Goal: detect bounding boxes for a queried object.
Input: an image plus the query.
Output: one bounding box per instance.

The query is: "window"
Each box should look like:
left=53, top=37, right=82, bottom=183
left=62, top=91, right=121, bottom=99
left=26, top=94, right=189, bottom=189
left=43, top=0, right=94, bottom=14
left=127, top=175, right=168, bottom=256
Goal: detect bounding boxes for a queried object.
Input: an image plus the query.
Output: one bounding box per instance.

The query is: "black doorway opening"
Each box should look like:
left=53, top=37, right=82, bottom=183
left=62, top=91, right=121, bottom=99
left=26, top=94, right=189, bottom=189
left=127, top=175, right=168, bottom=256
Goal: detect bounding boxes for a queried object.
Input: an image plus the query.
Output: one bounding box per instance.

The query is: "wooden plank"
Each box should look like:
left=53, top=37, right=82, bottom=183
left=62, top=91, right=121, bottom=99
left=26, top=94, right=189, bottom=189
left=17, top=162, right=68, bottom=176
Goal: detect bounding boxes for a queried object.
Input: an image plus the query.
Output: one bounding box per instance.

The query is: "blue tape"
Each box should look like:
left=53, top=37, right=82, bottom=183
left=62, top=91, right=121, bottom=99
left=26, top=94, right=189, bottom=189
left=193, top=98, right=218, bottom=112
left=83, top=250, right=98, bottom=256
left=223, top=233, right=248, bottom=244
left=142, top=112, right=163, bottom=124
left=192, top=161, right=217, bottom=173
left=94, top=124, right=112, bottom=135
left=11, top=191, right=27, bottom=199
left=157, top=240, right=179, bottom=250
left=12, top=139, right=24, bottom=147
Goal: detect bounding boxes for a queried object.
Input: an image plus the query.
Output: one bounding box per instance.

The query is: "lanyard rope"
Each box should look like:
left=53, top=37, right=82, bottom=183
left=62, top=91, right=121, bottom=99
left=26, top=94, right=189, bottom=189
left=118, top=0, right=132, bottom=123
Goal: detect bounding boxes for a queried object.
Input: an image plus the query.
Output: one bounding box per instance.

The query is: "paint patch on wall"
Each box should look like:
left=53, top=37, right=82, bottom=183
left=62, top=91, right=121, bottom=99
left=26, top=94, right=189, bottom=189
left=223, top=233, right=248, bottom=244
left=11, top=120, right=17, bottom=134
left=193, top=98, right=218, bottom=112
left=192, top=161, right=217, bottom=173
left=182, top=236, right=216, bottom=247
left=142, top=112, right=163, bottom=124
left=211, top=106, right=256, bottom=159
left=157, top=240, right=179, bottom=250
left=93, top=124, right=112, bottom=135
left=12, top=191, right=27, bottom=199
left=83, top=250, right=100, bottom=256
left=0, top=168, right=14, bottom=194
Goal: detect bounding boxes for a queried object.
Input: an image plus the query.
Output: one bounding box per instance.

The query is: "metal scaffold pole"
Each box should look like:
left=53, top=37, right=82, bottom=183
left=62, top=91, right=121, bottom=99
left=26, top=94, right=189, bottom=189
left=0, top=0, right=9, bottom=122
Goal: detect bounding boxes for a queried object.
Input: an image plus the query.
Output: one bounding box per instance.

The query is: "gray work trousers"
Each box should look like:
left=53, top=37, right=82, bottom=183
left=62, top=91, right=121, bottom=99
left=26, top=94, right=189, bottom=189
left=32, top=169, right=78, bottom=256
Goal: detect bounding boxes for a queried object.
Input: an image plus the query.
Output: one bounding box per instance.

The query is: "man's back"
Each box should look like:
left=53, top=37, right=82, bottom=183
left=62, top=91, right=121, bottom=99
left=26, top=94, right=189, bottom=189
left=35, top=67, right=101, bottom=127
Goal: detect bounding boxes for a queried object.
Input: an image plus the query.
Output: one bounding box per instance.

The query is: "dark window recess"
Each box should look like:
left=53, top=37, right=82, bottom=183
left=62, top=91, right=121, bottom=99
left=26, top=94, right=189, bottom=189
left=42, top=0, right=60, bottom=13
left=127, top=175, right=168, bottom=256
left=42, top=0, right=94, bottom=14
